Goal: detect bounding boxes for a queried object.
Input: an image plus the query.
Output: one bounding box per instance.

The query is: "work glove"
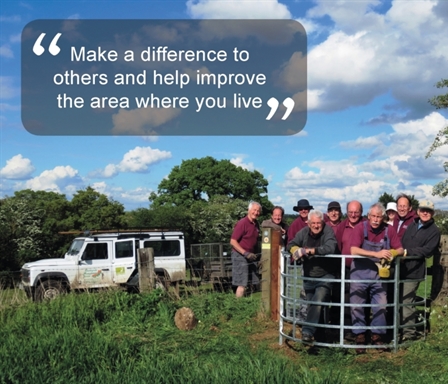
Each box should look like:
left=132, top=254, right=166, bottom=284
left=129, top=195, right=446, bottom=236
left=377, top=263, right=391, bottom=279
left=244, top=252, right=257, bottom=261
left=389, top=249, right=399, bottom=259
left=376, top=249, right=398, bottom=278
left=290, top=246, right=307, bottom=261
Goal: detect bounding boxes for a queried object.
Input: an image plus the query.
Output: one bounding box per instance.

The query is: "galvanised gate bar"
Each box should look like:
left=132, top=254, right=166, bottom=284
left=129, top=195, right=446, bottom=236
left=279, top=252, right=428, bottom=352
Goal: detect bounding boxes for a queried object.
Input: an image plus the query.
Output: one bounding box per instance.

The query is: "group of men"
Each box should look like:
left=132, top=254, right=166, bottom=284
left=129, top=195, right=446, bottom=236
left=230, top=194, right=441, bottom=352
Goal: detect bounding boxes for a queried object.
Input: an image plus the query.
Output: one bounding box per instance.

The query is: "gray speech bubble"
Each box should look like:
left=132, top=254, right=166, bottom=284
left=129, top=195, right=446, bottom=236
left=22, top=19, right=307, bottom=136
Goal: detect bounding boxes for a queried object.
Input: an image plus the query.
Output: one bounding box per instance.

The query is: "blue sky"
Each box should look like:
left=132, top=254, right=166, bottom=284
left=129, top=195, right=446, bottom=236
left=1, top=0, right=448, bottom=213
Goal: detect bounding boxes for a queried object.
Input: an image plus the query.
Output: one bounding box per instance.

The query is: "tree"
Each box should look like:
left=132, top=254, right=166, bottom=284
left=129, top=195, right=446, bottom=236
left=12, top=190, right=71, bottom=257
left=189, top=195, right=249, bottom=244
left=0, top=196, right=44, bottom=271
left=124, top=206, right=190, bottom=233
left=426, top=79, right=448, bottom=197
left=149, top=157, right=273, bottom=213
left=378, top=192, right=419, bottom=212
left=378, top=192, right=395, bottom=207
left=67, top=187, right=126, bottom=231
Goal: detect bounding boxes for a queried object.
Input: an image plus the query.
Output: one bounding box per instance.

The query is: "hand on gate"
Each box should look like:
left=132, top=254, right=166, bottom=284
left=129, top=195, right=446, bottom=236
left=244, top=252, right=257, bottom=261
left=377, top=249, right=393, bottom=261
left=290, top=246, right=307, bottom=261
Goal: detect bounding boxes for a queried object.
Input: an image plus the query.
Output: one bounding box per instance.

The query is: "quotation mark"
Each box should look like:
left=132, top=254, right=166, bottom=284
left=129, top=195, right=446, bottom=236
left=33, top=33, right=62, bottom=56
left=266, top=97, right=295, bottom=120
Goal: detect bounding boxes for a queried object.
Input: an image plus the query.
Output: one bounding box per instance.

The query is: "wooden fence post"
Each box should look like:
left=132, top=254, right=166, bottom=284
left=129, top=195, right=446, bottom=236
left=260, top=227, right=281, bottom=320
left=434, top=235, right=448, bottom=305
left=137, top=247, right=155, bottom=293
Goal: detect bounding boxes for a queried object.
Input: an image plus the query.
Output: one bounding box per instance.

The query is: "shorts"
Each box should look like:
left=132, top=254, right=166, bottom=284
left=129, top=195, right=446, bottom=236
left=232, top=250, right=260, bottom=287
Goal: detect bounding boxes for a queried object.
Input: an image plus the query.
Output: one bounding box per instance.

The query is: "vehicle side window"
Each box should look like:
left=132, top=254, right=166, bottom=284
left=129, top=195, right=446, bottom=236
left=82, top=243, right=108, bottom=260
left=143, top=240, right=180, bottom=256
left=115, top=240, right=134, bottom=258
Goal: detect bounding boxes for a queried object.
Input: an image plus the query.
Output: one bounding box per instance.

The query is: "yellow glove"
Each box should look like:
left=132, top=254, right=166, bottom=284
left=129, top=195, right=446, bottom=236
left=390, top=249, right=399, bottom=258
left=378, top=264, right=391, bottom=279
left=290, top=246, right=300, bottom=260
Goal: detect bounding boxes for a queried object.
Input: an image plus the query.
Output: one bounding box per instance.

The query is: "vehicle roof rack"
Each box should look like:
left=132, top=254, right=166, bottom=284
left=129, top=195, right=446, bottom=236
left=58, top=228, right=181, bottom=235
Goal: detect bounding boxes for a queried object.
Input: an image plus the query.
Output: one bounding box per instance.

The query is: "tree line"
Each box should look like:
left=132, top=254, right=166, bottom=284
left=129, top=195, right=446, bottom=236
left=1, top=156, right=447, bottom=278
left=0, top=158, right=273, bottom=275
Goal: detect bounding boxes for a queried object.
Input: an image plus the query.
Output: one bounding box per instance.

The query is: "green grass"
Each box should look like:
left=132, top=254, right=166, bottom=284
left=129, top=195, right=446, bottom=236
left=0, top=287, right=447, bottom=384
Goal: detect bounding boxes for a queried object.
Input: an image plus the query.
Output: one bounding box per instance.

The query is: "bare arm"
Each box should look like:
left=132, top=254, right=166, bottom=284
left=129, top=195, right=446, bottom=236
left=351, top=246, right=404, bottom=261
left=230, top=238, right=247, bottom=255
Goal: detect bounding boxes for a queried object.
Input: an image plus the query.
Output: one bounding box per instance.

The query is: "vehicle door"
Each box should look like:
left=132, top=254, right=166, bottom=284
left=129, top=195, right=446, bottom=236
left=78, top=240, right=114, bottom=288
left=113, top=238, right=136, bottom=284
left=143, top=239, right=186, bottom=282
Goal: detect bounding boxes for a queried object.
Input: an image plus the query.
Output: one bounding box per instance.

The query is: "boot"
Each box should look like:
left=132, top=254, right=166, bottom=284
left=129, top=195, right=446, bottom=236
left=355, top=333, right=366, bottom=354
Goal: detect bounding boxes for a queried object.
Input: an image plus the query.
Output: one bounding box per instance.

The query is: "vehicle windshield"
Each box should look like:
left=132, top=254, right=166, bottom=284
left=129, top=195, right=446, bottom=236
left=66, top=239, right=85, bottom=255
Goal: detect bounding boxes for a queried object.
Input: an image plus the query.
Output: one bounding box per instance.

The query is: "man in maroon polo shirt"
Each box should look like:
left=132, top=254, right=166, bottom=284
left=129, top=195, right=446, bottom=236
left=287, top=199, right=313, bottom=240
left=324, top=201, right=342, bottom=233
left=333, top=200, right=365, bottom=339
left=336, top=200, right=365, bottom=266
left=230, top=201, right=261, bottom=298
left=393, top=193, right=417, bottom=240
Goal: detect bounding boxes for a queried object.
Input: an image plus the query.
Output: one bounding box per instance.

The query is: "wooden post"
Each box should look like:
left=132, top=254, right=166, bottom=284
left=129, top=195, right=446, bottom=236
left=137, top=247, right=155, bottom=293
left=260, top=227, right=281, bottom=320
left=434, top=235, right=448, bottom=305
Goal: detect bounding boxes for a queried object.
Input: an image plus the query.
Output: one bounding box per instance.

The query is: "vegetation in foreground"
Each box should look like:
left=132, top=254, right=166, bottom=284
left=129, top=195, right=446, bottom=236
left=1, top=289, right=448, bottom=384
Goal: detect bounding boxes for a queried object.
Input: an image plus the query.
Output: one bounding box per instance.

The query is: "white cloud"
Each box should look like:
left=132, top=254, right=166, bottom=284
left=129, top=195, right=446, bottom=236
left=141, top=135, right=159, bottom=142
left=338, top=112, right=448, bottom=182
left=0, top=15, right=21, bottom=22
left=119, top=187, right=153, bottom=204
left=23, top=166, right=81, bottom=193
left=392, top=111, right=448, bottom=137
left=340, top=134, right=387, bottom=150
left=284, top=160, right=376, bottom=189
left=186, top=0, right=291, bottom=19
left=0, top=154, right=35, bottom=179
left=91, top=146, right=172, bottom=178
left=10, top=33, right=21, bottom=43
left=0, top=77, right=19, bottom=99
left=230, top=155, right=255, bottom=171
left=303, top=0, right=448, bottom=115
left=119, top=146, right=171, bottom=172
left=112, top=108, right=181, bottom=135
left=0, top=45, right=13, bottom=58
left=0, top=103, right=19, bottom=112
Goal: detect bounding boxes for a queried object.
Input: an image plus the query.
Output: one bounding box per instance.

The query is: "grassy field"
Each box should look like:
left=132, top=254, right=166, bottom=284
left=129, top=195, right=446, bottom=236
left=0, top=285, right=447, bottom=384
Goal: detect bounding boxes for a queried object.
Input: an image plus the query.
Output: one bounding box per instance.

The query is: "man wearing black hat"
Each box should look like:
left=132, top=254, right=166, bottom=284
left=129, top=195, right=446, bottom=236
left=287, top=199, right=313, bottom=240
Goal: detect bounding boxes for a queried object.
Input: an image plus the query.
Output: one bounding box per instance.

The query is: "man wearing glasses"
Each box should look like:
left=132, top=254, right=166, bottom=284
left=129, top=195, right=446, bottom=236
left=349, top=203, right=403, bottom=353
left=336, top=200, right=365, bottom=268
left=334, top=200, right=366, bottom=340
left=400, top=199, right=441, bottom=341
left=393, top=193, right=417, bottom=240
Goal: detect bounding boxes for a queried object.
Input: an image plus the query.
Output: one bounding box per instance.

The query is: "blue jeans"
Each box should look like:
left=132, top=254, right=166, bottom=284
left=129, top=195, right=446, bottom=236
left=302, top=274, right=334, bottom=336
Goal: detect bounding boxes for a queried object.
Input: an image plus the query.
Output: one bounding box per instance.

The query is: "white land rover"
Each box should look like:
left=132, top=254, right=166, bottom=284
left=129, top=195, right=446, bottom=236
left=21, top=231, right=186, bottom=301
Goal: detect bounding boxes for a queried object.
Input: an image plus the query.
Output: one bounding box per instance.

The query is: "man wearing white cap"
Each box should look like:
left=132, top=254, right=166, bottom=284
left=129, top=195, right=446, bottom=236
left=400, top=199, right=441, bottom=341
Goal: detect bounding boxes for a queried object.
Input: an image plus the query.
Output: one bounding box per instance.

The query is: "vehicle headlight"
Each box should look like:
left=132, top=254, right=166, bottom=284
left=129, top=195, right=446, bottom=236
left=21, top=268, right=30, bottom=283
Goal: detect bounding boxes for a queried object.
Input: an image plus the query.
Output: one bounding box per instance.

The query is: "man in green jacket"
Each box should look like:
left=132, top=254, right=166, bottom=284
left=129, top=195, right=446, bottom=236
left=400, top=199, right=441, bottom=341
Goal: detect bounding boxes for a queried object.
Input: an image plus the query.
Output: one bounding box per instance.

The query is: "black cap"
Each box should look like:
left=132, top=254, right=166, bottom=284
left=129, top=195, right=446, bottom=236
left=327, top=201, right=341, bottom=211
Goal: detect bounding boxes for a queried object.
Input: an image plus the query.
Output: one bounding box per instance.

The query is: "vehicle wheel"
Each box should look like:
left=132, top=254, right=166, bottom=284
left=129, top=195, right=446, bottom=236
left=34, top=280, right=67, bottom=301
